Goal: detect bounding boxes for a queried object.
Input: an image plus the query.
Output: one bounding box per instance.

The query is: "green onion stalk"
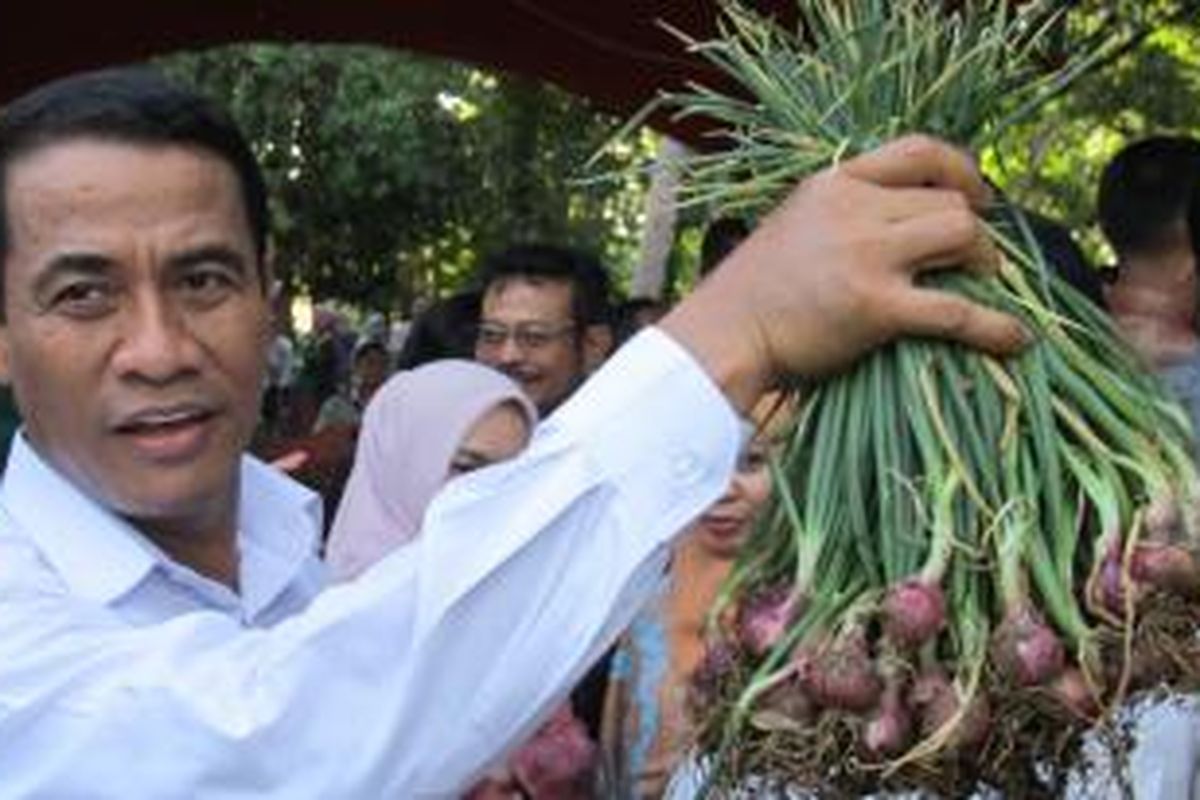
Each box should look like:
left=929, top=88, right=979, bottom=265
left=603, top=0, right=1200, bottom=795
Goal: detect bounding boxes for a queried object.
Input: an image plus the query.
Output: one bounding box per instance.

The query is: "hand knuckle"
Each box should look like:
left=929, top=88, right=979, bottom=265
left=897, top=133, right=942, bottom=161
left=943, top=206, right=979, bottom=243
left=934, top=299, right=973, bottom=336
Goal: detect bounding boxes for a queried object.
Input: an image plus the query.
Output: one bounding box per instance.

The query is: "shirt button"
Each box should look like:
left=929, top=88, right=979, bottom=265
left=672, top=452, right=702, bottom=482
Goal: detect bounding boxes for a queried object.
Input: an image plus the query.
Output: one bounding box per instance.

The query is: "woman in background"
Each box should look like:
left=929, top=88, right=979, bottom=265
left=324, top=359, right=535, bottom=579
left=601, top=394, right=791, bottom=798
left=324, top=360, right=597, bottom=798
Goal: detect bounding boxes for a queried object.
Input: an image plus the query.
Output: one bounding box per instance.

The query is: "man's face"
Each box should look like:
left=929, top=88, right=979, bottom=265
left=0, top=139, right=271, bottom=537
left=474, top=278, right=583, bottom=413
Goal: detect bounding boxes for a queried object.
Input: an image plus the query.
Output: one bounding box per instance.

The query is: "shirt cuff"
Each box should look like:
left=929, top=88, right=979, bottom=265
left=544, top=326, right=745, bottom=543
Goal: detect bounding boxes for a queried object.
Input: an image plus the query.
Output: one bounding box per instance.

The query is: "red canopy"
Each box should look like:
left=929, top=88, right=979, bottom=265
left=2, top=1, right=796, bottom=147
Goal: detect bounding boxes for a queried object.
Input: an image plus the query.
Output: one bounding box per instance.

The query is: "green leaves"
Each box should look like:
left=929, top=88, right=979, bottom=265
left=671, top=3, right=1200, bottom=792
left=649, top=0, right=1107, bottom=217
left=159, top=44, right=653, bottom=312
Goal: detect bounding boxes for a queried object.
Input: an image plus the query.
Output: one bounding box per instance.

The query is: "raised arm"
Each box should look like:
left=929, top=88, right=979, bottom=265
left=661, top=135, right=1028, bottom=414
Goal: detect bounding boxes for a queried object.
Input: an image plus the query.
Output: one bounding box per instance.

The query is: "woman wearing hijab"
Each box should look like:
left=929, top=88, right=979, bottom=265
left=323, top=359, right=597, bottom=798
left=324, top=359, right=537, bottom=580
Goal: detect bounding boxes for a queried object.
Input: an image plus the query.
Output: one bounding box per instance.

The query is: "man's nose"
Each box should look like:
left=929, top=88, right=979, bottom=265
left=111, top=291, right=203, bottom=383
left=493, top=335, right=525, bottom=365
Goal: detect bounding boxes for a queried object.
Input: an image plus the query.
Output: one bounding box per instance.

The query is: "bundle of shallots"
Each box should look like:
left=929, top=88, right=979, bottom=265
left=626, top=0, right=1200, bottom=796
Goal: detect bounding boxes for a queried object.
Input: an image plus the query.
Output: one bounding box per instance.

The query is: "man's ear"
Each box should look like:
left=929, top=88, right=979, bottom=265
left=581, top=323, right=614, bottom=374
left=0, top=340, right=12, bottom=392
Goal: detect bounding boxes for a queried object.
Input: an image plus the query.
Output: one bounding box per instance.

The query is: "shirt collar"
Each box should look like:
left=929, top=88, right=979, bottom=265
left=235, top=456, right=325, bottom=618
left=0, top=433, right=324, bottom=614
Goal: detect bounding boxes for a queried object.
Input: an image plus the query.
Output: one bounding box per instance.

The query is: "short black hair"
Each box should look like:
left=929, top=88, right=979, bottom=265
left=0, top=65, right=270, bottom=302
left=613, top=295, right=667, bottom=345
left=1098, top=136, right=1200, bottom=255
left=394, top=290, right=481, bottom=370
left=699, top=216, right=750, bottom=278
left=476, top=243, right=612, bottom=327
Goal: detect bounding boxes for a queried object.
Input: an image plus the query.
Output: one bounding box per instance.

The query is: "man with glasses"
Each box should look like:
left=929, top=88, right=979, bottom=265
left=473, top=244, right=614, bottom=415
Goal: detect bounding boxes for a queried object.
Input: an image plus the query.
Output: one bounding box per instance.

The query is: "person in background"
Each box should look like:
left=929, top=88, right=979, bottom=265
left=324, top=359, right=537, bottom=579
left=362, top=311, right=388, bottom=350
left=394, top=289, right=481, bottom=370
left=293, top=339, right=390, bottom=534
left=699, top=216, right=751, bottom=281
left=982, top=179, right=1105, bottom=311
left=472, top=244, right=620, bottom=746
left=1026, top=210, right=1106, bottom=310
left=1098, top=136, right=1200, bottom=440
left=308, top=307, right=349, bottom=402
left=473, top=244, right=614, bottom=416
left=313, top=339, right=390, bottom=433
left=323, top=361, right=597, bottom=798
left=1099, top=136, right=1200, bottom=365
left=600, top=393, right=790, bottom=798
left=0, top=64, right=1026, bottom=797
left=261, top=319, right=297, bottom=439
left=614, top=296, right=670, bottom=346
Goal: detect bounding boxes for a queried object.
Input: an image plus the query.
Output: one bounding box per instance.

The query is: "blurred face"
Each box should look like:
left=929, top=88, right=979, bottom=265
left=353, top=347, right=389, bottom=404
left=448, top=401, right=531, bottom=478
left=692, top=437, right=773, bottom=560
left=0, top=139, right=270, bottom=541
left=474, top=278, right=583, bottom=414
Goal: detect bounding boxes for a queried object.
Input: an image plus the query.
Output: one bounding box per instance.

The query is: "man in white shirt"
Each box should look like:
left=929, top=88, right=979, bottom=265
left=0, top=66, right=1024, bottom=797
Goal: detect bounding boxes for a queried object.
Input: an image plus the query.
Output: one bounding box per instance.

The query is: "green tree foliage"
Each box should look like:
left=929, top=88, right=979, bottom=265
left=158, top=3, right=1200, bottom=307
left=159, top=44, right=651, bottom=316
left=986, top=0, right=1200, bottom=263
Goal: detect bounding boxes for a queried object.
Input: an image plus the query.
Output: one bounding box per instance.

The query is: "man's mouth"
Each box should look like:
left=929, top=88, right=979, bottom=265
left=113, top=405, right=219, bottom=463
left=502, top=365, right=540, bottom=384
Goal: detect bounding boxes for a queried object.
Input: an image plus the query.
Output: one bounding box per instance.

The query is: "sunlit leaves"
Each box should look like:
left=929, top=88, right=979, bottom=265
left=158, top=43, right=654, bottom=313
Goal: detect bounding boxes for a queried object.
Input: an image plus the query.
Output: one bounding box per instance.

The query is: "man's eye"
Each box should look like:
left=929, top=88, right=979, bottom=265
left=50, top=282, right=115, bottom=317
left=179, top=267, right=238, bottom=303
left=476, top=325, right=508, bottom=346
left=518, top=331, right=553, bottom=348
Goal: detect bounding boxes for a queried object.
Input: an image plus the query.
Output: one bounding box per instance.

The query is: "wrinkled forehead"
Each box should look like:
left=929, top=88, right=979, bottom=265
left=481, top=275, right=575, bottom=319
left=5, top=139, right=252, bottom=246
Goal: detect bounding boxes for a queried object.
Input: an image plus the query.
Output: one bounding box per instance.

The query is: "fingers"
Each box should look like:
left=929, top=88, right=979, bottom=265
left=891, top=288, right=1030, bottom=357
left=885, top=206, right=1000, bottom=278
left=839, top=134, right=991, bottom=209
left=871, top=186, right=976, bottom=222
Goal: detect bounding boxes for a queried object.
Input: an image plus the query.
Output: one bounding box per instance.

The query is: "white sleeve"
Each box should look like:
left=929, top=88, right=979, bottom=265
left=0, top=328, right=742, bottom=799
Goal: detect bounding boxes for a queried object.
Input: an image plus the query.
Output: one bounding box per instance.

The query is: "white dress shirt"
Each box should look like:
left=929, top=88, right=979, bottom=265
left=0, top=329, right=741, bottom=799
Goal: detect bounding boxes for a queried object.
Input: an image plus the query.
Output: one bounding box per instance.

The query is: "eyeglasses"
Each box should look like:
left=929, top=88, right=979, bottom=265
left=475, top=321, right=577, bottom=351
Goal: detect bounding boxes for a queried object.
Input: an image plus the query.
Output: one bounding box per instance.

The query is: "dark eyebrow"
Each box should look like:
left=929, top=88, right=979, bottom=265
left=166, top=245, right=250, bottom=278
left=31, top=252, right=116, bottom=299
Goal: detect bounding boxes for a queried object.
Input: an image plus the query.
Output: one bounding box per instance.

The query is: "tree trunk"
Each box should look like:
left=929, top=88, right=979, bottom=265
left=630, top=137, right=688, bottom=300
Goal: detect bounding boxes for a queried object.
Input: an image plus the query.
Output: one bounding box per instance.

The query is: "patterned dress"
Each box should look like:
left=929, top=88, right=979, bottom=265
left=601, top=539, right=732, bottom=798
